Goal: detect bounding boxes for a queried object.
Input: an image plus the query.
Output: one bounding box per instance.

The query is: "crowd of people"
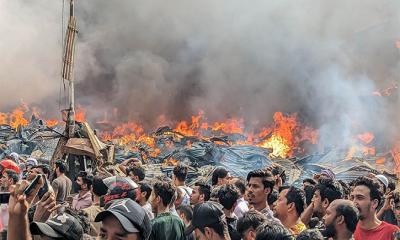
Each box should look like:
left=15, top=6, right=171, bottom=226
left=0, top=152, right=400, bottom=239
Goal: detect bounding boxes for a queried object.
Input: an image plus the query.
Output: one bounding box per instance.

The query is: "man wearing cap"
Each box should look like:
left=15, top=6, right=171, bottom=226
left=149, top=179, right=185, bottom=240
left=95, top=198, right=152, bottom=240
left=186, top=201, right=231, bottom=240
left=30, top=212, right=84, bottom=240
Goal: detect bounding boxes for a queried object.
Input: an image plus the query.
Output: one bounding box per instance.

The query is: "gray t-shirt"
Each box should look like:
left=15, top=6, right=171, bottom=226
left=51, top=175, right=72, bottom=204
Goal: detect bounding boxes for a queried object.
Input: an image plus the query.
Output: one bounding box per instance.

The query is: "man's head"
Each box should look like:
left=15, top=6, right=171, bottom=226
left=187, top=201, right=229, bottom=240
left=237, top=210, right=267, bottom=240
left=95, top=198, right=151, bottom=240
left=91, top=176, right=108, bottom=197
left=190, top=181, right=211, bottom=205
left=350, top=176, right=382, bottom=220
left=176, top=204, right=193, bottom=226
left=76, top=171, right=93, bottom=192
left=1, top=169, right=18, bottom=189
left=172, top=164, right=188, bottom=185
left=312, top=178, right=343, bottom=218
left=255, top=222, right=294, bottom=240
left=295, top=229, right=323, bottom=240
left=375, top=174, right=389, bottom=193
left=137, top=182, right=152, bottom=204
left=218, top=184, right=240, bottom=211
left=28, top=165, right=51, bottom=182
left=302, top=178, right=317, bottom=189
left=150, top=179, right=176, bottom=213
left=246, top=169, right=275, bottom=207
left=54, top=160, right=67, bottom=176
left=231, top=177, right=246, bottom=197
left=273, top=186, right=305, bottom=222
left=393, top=191, right=400, bottom=222
left=30, top=213, right=84, bottom=240
left=211, top=167, right=230, bottom=186
left=323, top=199, right=359, bottom=239
left=126, top=166, right=145, bottom=183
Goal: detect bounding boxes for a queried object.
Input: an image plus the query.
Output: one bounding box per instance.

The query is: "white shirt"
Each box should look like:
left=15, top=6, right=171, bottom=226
left=234, top=197, right=249, bottom=219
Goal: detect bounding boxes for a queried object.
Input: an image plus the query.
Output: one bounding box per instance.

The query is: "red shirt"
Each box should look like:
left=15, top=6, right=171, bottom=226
left=354, top=221, right=399, bottom=240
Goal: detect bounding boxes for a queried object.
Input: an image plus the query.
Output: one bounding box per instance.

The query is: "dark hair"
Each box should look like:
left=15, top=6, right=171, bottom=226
left=37, top=164, right=51, bottom=179
left=246, top=169, right=275, bottom=192
left=335, top=202, right=359, bottom=233
left=92, top=176, right=108, bottom=197
left=194, top=181, right=211, bottom=201
left=199, top=219, right=227, bottom=238
left=296, top=229, right=323, bottom=240
left=139, top=182, right=152, bottom=201
left=303, top=178, right=316, bottom=185
left=281, top=186, right=306, bottom=216
left=218, top=184, right=240, bottom=210
left=173, top=164, right=188, bottom=182
left=353, top=176, right=383, bottom=206
left=304, top=185, right=315, bottom=206
left=64, top=208, right=91, bottom=234
left=255, top=222, right=294, bottom=240
left=338, top=180, right=350, bottom=199
left=394, top=191, right=400, bottom=205
left=388, top=181, right=396, bottom=192
left=153, top=180, right=176, bottom=206
left=233, top=177, right=246, bottom=195
left=315, top=178, right=343, bottom=204
left=78, top=171, right=93, bottom=189
left=126, top=166, right=145, bottom=181
left=271, top=165, right=287, bottom=184
left=212, top=167, right=229, bottom=186
left=4, top=169, right=19, bottom=184
left=237, top=210, right=267, bottom=237
left=55, top=160, right=67, bottom=173
left=176, top=205, right=193, bottom=221
left=268, top=189, right=279, bottom=206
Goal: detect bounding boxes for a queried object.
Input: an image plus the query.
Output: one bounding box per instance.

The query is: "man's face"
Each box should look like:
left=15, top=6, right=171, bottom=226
left=273, top=189, right=289, bottom=220
left=190, top=186, right=202, bottom=205
left=312, top=190, right=323, bottom=218
left=394, top=202, right=400, bottom=222
left=99, top=214, right=139, bottom=240
left=247, top=177, right=268, bottom=206
left=28, top=168, right=42, bottom=181
left=350, top=185, right=376, bottom=220
left=128, top=172, right=139, bottom=183
left=0, top=173, right=10, bottom=188
left=76, top=176, right=85, bottom=191
left=323, top=201, right=338, bottom=238
left=217, top=173, right=231, bottom=186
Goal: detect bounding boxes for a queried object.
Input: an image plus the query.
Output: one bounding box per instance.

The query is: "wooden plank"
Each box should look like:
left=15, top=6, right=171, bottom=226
left=82, top=122, right=103, bottom=160
left=63, top=138, right=96, bottom=158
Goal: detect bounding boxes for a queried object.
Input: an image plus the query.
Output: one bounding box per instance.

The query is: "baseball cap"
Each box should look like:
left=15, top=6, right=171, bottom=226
left=321, top=169, right=335, bottom=179
left=95, top=198, right=151, bottom=239
left=101, top=176, right=139, bottom=205
left=376, top=174, right=389, bottom=189
left=185, top=201, right=225, bottom=235
left=0, top=159, right=20, bottom=174
left=30, top=213, right=83, bottom=240
left=26, top=157, right=38, bottom=166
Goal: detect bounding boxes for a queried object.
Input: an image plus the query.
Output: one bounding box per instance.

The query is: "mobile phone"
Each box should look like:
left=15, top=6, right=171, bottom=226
left=37, top=177, right=49, bottom=200
left=24, top=174, right=42, bottom=196
left=0, top=192, right=10, bottom=204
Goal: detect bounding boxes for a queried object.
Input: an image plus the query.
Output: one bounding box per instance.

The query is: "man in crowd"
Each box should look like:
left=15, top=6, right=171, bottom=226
left=27, top=164, right=51, bottom=182
left=190, top=181, right=211, bottom=206
left=323, top=199, right=359, bottom=240
left=137, top=181, right=154, bottom=220
left=186, top=201, right=230, bottom=240
left=302, top=178, right=343, bottom=226
left=172, top=164, right=192, bottom=206
left=246, top=169, right=278, bottom=222
left=150, top=179, right=185, bottom=239
left=231, top=177, right=249, bottom=218
left=0, top=169, right=19, bottom=191
left=95, top=198, right=152, bottom=240
left=237, top=210, right=267, bottom=240
left=51, top=160, right=72, bottom=208
left=350, top=176, right=399, bottom=240
left=176, top=205, right=195, bottom=240
left=211, top=167, right=230, bottom=186
left=218, top=184, right=241, bottom=240
left=255, top=222, right=294, bottom=240
left=273, top=186, right=307, bottom=235
left=127, top=165, right=146, bottom=183
left=71, top=171, right=93, bottom=210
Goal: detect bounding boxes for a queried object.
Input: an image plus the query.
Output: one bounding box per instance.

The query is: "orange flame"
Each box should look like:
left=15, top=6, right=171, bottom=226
left=391, top=142, right=400, bottom=176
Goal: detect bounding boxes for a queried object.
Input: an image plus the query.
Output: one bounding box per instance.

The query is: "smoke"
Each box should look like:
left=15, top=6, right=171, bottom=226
left=1, top=0, right=399, bottom=148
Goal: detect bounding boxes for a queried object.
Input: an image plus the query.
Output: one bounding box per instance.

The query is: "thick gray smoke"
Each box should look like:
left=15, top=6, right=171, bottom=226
left=1, top=0, right=399, bottom=149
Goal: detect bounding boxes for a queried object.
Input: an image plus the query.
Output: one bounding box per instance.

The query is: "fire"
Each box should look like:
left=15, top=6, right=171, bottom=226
left=75, top=107, right=86, bottom=122
left=391, top=142, right=400, bottom=176
left=0, top=105, right=30, bottom=129
left=345, top=132, right=376, bottom=160
left=163, top=158, right=179, bottom=166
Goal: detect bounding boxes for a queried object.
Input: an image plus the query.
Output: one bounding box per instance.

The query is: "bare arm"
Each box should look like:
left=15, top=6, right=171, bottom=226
left=301, top=201, right=314, bottom=226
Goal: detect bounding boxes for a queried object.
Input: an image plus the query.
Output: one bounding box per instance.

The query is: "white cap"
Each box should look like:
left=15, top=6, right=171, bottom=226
left=375, top=174, right=389, bottom=189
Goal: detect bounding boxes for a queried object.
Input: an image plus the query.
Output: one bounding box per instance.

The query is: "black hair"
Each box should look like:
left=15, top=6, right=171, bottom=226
left=199, top=219, right=228, bottom=238
left=78, top=171, right=93, bottom=189
left=271, top=165, right=287, bottom=184
left=394, top=191, right=400, bottom=205
left=64, top=208, right=91, bottom=235
left=173, top=164, right=188, bottom=182
left=194, top=181, right=211, bottom=201
left=296, top=229, right=323, bottom=240
left=268, top=189, right=279, bottom=206
left=4, top=169, right=19, bottom=184
left=303, top=178, right=316, bottom=185
left=281, top=186, right=306, bottom=216
left=338, top=180, right=350, bottom=199
left=352, top=176, right=383, bottom=206
left=233, top=177, right=246, bottom=195
left=255, top=222, right=294, bottom=240
left=153, top=180, right=176, bottom=206
left=315, top=178, right=343, bottom=204
left=36, top=164, right=51, bottom=179
left=139, top=182, right=152, bottom=201
left=335, top=202, right=359, bottom=233
left=126, top=166, right=146, bottom=181
left=55, top=160, right=67, bottom=173
left=92, top=176, right=108, bottom=197
left=176, top=204, right=193, bottom=221
left=211, top=167, right=229, bottom=186
left=237, top=210, right=267, bottom=237
left=218, top=184, right=240, bottom=210
left=388, top=181, right=396, bottom=192
left=304, top=185, right=315, bottom=206
left=246, top=169, right=275, bottom=192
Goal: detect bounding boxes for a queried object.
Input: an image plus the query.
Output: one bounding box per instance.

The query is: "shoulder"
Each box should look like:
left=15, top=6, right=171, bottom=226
left=381, top=221, right=400, bottom=231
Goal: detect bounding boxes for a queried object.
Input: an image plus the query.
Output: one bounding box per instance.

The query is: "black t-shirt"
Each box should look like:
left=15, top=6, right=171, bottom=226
left=226, top=217, right=241, bottom=240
